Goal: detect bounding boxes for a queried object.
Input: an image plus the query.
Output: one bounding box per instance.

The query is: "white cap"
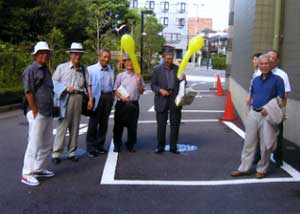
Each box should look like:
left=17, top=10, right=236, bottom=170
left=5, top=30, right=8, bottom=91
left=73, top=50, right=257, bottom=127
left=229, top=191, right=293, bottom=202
left=66, top=42, right=86, bottom=53
left=31, top=41, right=51, bottom=55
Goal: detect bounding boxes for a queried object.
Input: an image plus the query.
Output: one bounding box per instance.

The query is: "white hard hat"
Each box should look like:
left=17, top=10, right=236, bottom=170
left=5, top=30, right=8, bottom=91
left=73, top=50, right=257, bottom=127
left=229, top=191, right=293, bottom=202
left=31, top=41, right=52, bottom=55
left=66, top=42, right=86, bottom=53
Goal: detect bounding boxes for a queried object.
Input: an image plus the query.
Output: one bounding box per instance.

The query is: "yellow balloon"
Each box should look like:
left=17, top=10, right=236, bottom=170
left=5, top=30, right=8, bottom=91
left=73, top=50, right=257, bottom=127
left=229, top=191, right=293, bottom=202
left=177, top=35, right=204, bottom=78
left=120, top=34, right=141, bottom=74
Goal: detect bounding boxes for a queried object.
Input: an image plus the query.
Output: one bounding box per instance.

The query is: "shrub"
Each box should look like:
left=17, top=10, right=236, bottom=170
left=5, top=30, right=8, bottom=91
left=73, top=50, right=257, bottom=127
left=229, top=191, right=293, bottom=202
left=211, top=55, right=226, bottom=70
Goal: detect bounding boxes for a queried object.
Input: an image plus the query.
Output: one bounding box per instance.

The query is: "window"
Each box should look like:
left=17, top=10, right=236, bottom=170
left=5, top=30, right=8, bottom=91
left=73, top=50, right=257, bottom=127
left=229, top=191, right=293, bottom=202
left=132, top=0, right=138, bottom=8
left=176, top=18, right=185, bottom=27
left=160, top=17, right=168, bottom=26
left=178, top=2, right=186, bottom=13
left=160, top=1, right=169, bottom=12
left=147, top=1, right=155, bottom=10
left=163, top=33, right=181, bottom=43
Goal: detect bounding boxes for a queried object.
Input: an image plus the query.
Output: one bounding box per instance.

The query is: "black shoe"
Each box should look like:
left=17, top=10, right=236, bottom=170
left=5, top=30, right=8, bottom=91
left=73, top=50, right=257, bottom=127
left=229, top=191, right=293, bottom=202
left=96, top=148, right=107, bottom=154
left=128, top=148, right=136, bottom=153
left=88, top=151, right=99, bottom=158
left=170, top=150, right=180, bottom=154
left=274, top=158, right=283, bottom=167
left=52, top=157, right=61, bottom=164
left=113, top=147, right=120, bottom=153
left=154, top=149, right=164, bottom=154
left=68, top=156, right=79, bottom=162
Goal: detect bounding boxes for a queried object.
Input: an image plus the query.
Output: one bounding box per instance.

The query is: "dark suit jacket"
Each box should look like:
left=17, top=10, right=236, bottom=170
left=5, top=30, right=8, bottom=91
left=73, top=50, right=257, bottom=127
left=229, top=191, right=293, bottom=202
left=151, top=63, right=181, bottom=112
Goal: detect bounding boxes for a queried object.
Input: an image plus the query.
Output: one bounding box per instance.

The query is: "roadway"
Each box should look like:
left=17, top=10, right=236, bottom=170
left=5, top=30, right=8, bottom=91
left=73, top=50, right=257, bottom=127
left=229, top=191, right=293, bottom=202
left=0, top=65, right=300, bottom=214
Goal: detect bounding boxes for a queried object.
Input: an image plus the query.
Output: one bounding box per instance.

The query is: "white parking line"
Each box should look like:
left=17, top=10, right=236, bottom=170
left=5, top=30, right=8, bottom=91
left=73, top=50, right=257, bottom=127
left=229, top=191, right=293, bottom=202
left=101, top=142, right=118, bottom=184
left=147, top=105, right=224, bottom=113
left=138, top=119, right=219, bottom=124
left=53, top=123, right=87, bottom=136
left=222, top=121, right=300, bottom=179
left=100, top=120, right=300, bottom=186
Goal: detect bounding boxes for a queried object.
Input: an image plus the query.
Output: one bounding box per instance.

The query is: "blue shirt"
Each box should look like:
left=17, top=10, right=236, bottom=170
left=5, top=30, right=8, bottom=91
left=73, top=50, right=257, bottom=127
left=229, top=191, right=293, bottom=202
left=251, top=73, right=285, bottom=109
left=87, top=62, right=114, bottom=110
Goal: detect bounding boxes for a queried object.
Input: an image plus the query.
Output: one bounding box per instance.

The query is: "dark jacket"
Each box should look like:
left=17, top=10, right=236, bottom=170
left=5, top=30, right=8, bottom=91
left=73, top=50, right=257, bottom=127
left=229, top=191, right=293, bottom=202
left=151, top=63, right=181, bottom=112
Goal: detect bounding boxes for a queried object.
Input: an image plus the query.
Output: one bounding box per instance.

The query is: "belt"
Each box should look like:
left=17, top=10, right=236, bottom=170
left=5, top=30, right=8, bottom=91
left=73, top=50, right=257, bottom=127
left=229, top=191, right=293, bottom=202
left=117, top=100, right=138, bottom=104
left=70, top=90, right=84, bottom=95
left=128, top=100, right=138, bottom=103
left=101, top=91, right=113, bottom=95
left=252, top=107, right=262, bottom=112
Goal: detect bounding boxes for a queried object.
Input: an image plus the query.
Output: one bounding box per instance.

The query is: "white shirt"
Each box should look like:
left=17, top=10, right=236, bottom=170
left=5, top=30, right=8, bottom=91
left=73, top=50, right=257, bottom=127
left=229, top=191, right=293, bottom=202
left=253, top=67, right=291, bottom=93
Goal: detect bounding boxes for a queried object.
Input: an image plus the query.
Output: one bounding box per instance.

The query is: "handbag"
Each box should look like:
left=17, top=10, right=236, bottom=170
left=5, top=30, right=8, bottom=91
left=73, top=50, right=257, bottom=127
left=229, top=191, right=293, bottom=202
left=81, top=94, right=94, bottom=117
left=81, top=67, right=95, bottom=117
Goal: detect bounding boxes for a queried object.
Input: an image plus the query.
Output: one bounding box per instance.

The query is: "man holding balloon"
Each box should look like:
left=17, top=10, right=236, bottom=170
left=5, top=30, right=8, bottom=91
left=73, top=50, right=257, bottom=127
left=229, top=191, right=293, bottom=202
left=151, top=35, right=204, bottom=154
left=151, top=48, right=185, bottom=154
left=113, top=54, right=145, bottom=153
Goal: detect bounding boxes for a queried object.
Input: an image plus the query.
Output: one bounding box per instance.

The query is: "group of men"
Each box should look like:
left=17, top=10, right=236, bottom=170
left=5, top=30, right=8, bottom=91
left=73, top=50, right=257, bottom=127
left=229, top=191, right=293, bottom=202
left=231, top=50, right=291, bottom=179
left=21, top=41, right=184, bottom=186
left=21, top=40, right=291, bottom=187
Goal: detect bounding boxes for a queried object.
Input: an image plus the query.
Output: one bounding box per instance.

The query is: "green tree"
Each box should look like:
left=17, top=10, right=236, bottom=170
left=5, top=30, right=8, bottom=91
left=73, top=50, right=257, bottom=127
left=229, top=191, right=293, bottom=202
left=50, top=0, right=88, bottom=45
left=38, top=27, right=66, bottom=71
left=85, top=0, right=130, bottom=53
left=134, top=15, right=165, bottom=72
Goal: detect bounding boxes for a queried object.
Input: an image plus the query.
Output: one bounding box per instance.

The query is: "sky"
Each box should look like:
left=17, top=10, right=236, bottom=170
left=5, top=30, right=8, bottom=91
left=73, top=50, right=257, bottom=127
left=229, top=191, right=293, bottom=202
left=187, top=0, right=230, bottom=31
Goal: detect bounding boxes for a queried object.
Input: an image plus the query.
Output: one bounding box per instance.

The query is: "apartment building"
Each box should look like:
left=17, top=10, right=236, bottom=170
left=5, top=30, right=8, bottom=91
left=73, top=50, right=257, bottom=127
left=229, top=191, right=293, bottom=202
left=130, top=0, right=188, bottom=59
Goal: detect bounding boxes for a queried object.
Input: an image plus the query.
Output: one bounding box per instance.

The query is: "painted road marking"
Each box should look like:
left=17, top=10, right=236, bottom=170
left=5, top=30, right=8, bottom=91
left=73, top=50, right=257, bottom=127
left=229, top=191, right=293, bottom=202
left=222, top=121, right=300, bottom=179
left=100, top=120, right=300, bottom=186
left=147, top=105, right=224, bottom=113
left=53, top=123, right=87, bottom=136
left=138, top=119, right=219, bottom=124
left=186, top=75, right=224, bottom=83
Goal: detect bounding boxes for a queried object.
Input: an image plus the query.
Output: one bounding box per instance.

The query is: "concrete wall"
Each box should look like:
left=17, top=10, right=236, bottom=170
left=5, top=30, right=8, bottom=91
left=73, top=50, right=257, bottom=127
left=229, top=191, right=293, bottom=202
left=279, top=0, right=300, bottom=144
left=230, top=0, right=256, bottom=122
left=253, top=0, right=275, bottom=52
left=230, top=0, right=256, bottom=89
left=281, top=0, right=300, bottom=100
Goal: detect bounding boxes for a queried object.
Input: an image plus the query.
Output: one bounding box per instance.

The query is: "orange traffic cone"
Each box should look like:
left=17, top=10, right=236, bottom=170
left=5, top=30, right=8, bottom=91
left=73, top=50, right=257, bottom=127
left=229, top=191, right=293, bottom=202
left=220, top=91, right=236, bottom=121
left=216, top=75, right=224, bottom=96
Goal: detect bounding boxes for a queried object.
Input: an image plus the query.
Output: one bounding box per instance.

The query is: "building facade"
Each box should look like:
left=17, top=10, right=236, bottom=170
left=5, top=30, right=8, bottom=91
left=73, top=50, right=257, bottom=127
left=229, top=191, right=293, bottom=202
left=188, top=18, right=213, bottom=39
left=228, top=0, right=300, bottom=146
left=130, top=0, right=188, bottom=59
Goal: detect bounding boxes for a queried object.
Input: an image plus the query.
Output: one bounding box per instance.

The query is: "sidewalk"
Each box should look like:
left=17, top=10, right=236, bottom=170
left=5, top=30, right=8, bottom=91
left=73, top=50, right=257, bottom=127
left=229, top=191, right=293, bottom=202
left=185, top=63, right=225, bottom=77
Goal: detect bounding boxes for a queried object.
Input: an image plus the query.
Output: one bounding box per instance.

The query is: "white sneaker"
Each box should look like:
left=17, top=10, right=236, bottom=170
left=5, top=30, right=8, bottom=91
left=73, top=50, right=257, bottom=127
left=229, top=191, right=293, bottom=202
left=34, top=169, right=55, bottom=178
left=21, top=175, right=40, bottom=186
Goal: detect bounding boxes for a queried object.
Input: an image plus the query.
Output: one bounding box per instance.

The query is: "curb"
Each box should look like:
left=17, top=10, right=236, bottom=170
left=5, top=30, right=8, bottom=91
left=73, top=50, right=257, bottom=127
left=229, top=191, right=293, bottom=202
left=0, top=103, right=22, bottom=113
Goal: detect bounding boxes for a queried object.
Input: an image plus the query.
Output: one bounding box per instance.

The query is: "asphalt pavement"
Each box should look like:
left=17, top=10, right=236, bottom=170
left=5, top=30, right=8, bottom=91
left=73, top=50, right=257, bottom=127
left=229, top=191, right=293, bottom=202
left=1, top=64, right=300, bottom=214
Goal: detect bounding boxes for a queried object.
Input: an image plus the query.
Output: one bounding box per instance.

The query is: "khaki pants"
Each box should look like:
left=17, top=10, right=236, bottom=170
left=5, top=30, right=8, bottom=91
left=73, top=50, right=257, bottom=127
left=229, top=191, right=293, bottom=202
left=238, top=110, right=277, bottom=173
left=52, top=94, right=82, bottom=158
left=22, top=111, right=53, bottom=175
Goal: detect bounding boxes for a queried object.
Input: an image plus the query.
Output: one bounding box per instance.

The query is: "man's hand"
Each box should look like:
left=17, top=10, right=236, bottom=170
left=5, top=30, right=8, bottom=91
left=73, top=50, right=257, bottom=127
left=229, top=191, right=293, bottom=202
left=25, top=93, right=38, bottom=118
left=261, top=108, right=268, bottom=116
left=32, top=108, right=38, bottom=118
left=181, top=74, right=187, bottom=81
left=87, top=98, right=93, bottom=110
left=136, top=74, right=142, bottom=85
left=66, top=86, right=74, bottom=93
left=159, top=89, right=170, bottom=96
left=245, top=96, right=252, bottom=105
left=120, top=96, right=129, bottom=102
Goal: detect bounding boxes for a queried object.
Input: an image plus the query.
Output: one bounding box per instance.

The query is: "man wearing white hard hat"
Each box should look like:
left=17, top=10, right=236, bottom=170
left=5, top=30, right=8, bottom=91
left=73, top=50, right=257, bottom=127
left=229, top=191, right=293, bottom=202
left=21, top=41, right=55, bottom=186
left=52, top=42, right=93, bottom=163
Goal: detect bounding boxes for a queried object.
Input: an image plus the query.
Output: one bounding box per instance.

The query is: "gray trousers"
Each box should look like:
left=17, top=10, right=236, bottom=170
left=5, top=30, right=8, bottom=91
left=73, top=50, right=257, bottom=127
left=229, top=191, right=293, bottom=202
left=238, top=110, right=277, bottom=173
left=52, top=94, right=82, bottom=158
